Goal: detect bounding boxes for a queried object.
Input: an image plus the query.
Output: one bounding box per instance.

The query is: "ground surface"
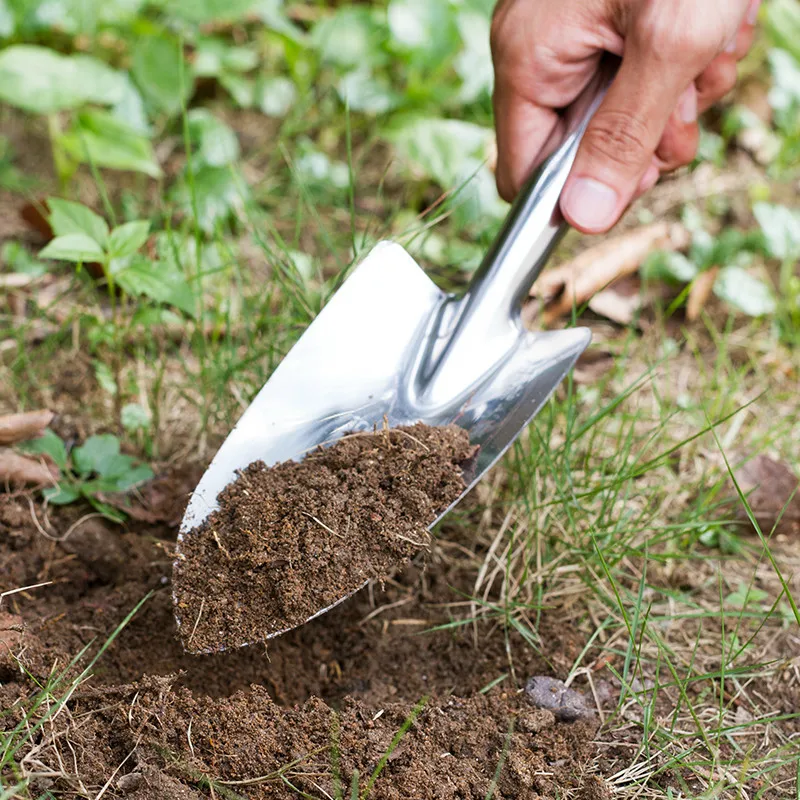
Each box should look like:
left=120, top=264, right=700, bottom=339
left=2, top=1, right=800, bottom=797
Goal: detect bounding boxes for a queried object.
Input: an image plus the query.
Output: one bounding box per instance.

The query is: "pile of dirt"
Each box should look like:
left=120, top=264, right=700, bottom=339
left=0, top=429, right=614, bottom=800
left=173, top=423, right=477, bottom=652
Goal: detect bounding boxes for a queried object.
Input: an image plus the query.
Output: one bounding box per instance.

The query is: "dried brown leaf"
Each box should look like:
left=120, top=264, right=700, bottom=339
left=573, top=349, right=615, bottom=385
left=588, top=275, right=643, bottom=326
left=0, top=274, right=35, bottom=289
left=0, top=410, right=55, bottom=446
left=529, top=222, right=690, bottom=326
left=0, top=449, right=59, bottom=485
left=734, top=455, right=800, bottom=535
left=686, top=266, right=719, bottom=322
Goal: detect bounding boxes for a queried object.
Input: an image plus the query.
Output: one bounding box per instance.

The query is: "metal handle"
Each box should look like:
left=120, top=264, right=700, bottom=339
left=461, top=55, right=619, bottom=329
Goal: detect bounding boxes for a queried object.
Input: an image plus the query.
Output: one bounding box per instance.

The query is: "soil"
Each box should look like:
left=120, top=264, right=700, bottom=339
left=0, top=462, right=613, bottom=799
left=173, top=423, right=477, bottom=653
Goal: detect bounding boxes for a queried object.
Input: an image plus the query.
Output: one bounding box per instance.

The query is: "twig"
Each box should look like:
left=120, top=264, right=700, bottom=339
left=188, top=598, right=206, bottom=646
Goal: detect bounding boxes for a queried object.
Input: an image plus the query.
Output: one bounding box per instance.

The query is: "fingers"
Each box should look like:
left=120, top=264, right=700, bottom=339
left=560, top=41, right=706, bottom=234
left=493, top=86, right=562, bottom=203
left=697, top=54, right=739, bottom=112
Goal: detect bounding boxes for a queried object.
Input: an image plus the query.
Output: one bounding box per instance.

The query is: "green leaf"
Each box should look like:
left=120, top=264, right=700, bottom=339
left=725, top=582, right=769, bottom=610
left=312, top=7, right=388, bottom=69
left=641, top=250, right=698, bottom=285
left=112, top=75, right=151, bottom=136
left=108, top=220, right=150, bottom=258
left=388, top=0, right=458, bottom=63
left=219, top=72, right=255, bottom=107
left=257, top=75, right=297, bottom=117
left=388, top=117, right=506, bottom=224
left=43, top=484, right=81, bottom=505
left=40, top=233, right=104, bottom=263
left=188, top=109, right=240, bottom=167
left=171, top=165, right=249, bottom=234
left=72, top=434, right=121, bottom=477
left=454, top=10, right=493, bottom=102
left=337, top=69, right=398, bottom=115
left=114, top=463, right=153, bottom=490
left=93, top=360, right=117, bottom=395
left=713, top=266, right=777, bottom=317
left=1, top=241, right=48, bottom=277
left=753, top=202, right=800, bottom=261
left=132, top=33, right=189, bottom=116
left=47, top=198, right=109, bottom=244
left=121, top=403, right=151, bottom=433
left=18, top=428, right=68, bottom=470
left=764, top=0, right=800, bottom=63
left=61, top=111, right=162, bottom=178
left=0, top=0, right=15, bottom=37
left=0, top=46, right=126, bottom=114
left=157, top=0, right=256, bottom=24
left=114, top=256, right=197, bottom=317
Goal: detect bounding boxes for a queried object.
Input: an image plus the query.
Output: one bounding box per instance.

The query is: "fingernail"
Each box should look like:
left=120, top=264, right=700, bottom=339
left=747, top=0, right=761, bottom=25
left=679, top=86, right=697, bottom=124
left=638, top=164, right=660, bottom=195
left=562, top=178, right=619, bottom=232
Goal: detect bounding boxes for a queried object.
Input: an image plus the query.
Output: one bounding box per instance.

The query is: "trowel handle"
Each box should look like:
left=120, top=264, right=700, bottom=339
left=465, top=55, right=620, bottom=325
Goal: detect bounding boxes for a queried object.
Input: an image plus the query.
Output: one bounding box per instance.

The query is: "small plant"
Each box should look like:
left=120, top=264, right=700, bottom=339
left=19, top=430, right=153, bottom=520
left=641, top=205, right=776, bottom=319
left=0, top=45, right=160, bottom=188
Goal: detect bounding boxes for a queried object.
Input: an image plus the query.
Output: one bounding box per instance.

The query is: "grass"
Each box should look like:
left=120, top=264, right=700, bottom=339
left=1, top=0, right=800, bottom=797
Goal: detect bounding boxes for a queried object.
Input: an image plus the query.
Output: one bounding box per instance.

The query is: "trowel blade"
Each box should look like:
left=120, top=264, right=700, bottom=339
left=175, top=240, right=590, bottom=644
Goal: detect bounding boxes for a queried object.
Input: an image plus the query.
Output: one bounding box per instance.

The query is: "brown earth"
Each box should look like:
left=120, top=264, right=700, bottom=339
left=173, top=424, right=477, bottom=653
left=0, top=455, right=611, bottom=799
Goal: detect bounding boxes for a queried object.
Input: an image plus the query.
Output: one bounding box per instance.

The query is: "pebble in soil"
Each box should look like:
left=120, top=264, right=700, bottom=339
left=172, top=423, right=476, bottom=653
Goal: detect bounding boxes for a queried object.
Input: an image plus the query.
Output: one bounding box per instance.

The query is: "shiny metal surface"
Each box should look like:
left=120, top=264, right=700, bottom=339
left=175, top=60, right=617, bottom=648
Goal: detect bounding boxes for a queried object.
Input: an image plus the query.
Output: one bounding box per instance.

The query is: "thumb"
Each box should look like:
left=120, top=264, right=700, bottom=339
left=561, top=44, right=704, bottom=234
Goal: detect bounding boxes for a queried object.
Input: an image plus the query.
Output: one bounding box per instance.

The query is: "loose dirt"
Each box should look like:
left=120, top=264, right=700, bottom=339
left=173, top=423, right=476, bottom=653
left=0, top=453, right=613, bottom=799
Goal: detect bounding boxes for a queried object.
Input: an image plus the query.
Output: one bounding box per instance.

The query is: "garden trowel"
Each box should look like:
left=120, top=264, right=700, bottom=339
left=175, top=59, right=617, bottom=647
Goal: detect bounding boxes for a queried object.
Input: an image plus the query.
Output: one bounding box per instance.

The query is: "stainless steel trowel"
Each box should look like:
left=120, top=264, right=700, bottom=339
left=174, top=61, right=616, bottom=648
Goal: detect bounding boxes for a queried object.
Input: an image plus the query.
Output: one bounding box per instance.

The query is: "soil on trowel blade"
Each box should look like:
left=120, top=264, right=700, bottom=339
left=173, top=423, right=476, bottom=653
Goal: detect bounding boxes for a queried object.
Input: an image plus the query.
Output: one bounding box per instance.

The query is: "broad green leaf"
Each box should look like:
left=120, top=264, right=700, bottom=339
left=193, top=38, right=259, bottom=77
left=112, top=75, right=151, bottom=136
left=132, top=33, right=189, bottom=116
left=114, top=463, right=153, bottom=490
left=108, top=220, right=150, bottom=258
left=0, top=0, right=14, bottom=37
left=188, top=109, right=240, bottom=167
left=40, top=233, right=104, bottom=263
left=93, top=359, right=117, bottom=395
left=31, top=0, right=145, bottom=35
left=295, top=147, right=350, bottom=189
left=18, top=428, right=68, bottom=470
left=0, top=45, right=126, bottom=114
left=258, top=75, right=297, bottom=117
left=388, top=117, right=506, bottom=224
left=47, top=198, right=109, bottom=244
left=61, top=110, right=162, bottom=178
left=251, top=0, right=307, bottom=43
left=753, top=202, right=800, bottom=260
left=312, top=7, right=388, bottom=69
left=726, top=582, right=769, bottom=610
left=388, top=0, right=458, bottom=62
left=713, top=265, right=777, bottom=317
left=73, top=434, right=121, bottom=477
left=219, top=72, right=255, bottom=107
left=43, top=484, right=81, bottom=505
left=121, top=402, right=151, bottom=433
left=114, top=256, right=197, bottom=316
left=764, top=0, right=800, bottom=63
left=640, top=251, right=699, bottom=284
left=338, top=69, right=397, bottom=115
left=171, top=165, right=249, bottom=234
left=157, top=0, right=256, bottom=23
left=2, top=241, right=48, bottom=277
left=455, top=10, right=493, bottom=102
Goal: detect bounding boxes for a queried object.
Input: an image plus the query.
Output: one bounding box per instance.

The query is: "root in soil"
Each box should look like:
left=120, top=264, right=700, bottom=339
left=172, top=423, right=476, bottom=653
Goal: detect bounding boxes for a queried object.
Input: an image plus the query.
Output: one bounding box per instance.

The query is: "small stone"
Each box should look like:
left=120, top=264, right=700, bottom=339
left=117, top=773, right=144, bottom=793
left=524, top=676, right=594, bottom=722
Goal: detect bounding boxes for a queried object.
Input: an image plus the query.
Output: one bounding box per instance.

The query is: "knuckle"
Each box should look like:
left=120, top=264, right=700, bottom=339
left=635, top=10, right=721, bottom=64
left=582, top=110, right=653, bottom=171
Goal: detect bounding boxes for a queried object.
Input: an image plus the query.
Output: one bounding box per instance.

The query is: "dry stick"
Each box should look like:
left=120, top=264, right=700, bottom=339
left=187, top=597, right=206, bottom=647
left=0, top=581, right=53, bottom=606
left=0, top=409, right=54, bottom=445
left=93, top=737, right=142, bottom=800
left=301, top=512, right=345, bottom=540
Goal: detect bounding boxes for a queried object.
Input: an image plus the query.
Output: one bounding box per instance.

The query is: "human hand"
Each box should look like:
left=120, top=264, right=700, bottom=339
left=490, top=0, right=760, bottom=234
